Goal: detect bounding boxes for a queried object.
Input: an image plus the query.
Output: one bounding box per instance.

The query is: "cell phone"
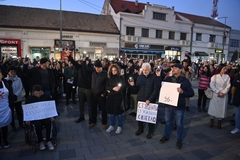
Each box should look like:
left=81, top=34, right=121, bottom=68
left=129, top=77, right=133, bottom=82
left=118, top=83, right=122, bottom=87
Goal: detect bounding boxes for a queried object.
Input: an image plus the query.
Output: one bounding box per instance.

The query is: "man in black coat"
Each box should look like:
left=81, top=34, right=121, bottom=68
left=129, top=63, right=161, bottom=139
left=67, top=52, right=94, bottom=124
left=89, top=60, right=108, bottom=129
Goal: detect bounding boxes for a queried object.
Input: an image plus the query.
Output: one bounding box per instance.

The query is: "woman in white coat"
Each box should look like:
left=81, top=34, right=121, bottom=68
left=208, top=64, right=231, bottom=129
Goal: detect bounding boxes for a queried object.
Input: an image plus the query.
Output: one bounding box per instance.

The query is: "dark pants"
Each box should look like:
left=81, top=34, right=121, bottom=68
left=10, top=101, right=23, bottom=128
left=78, top=88, right=92, bottom=121
left=91, top=94, right=107, bottom=124
left=198, top=89, right=207, bottom=107
left=0, top=126, right=8, bottom=144
left=31, top=119, right=51, bottom=143
left=228, top=85, right=232, bottom=103
left=65, top=83, right=76, bottom=102
left=138, top=121, right=155, bottom=133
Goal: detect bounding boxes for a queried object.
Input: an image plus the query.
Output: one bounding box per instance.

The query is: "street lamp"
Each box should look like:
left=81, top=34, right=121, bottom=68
left=215, top=16, right=228, bottom=63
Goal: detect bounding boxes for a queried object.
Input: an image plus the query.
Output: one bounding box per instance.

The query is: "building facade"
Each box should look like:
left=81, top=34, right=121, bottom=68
left=102, top=0, right=231, bottom=63
left=0, top=5, right=120, bottom=61
left=228, top=29, right=240, bottom=62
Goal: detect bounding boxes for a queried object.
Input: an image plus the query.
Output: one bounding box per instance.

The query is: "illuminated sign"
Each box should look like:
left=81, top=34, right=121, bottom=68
left=1, top=46, right=17, bottom=53
left=215, top=49, right=223, bottom=53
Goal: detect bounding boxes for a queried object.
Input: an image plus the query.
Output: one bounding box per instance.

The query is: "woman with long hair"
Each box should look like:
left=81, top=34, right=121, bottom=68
left=208, top=64, right=231, bottom=129
left=105, top=64, right=125, bottom=134
left=197, top=65, right=211, bottom=112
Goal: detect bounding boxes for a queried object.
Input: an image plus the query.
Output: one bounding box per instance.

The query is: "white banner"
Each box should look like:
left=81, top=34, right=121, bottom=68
left=136, top=101, right=158, bottom=124
left=159, top=82, right=180, bottom=107
left=22, top=100, right=58, bottom=121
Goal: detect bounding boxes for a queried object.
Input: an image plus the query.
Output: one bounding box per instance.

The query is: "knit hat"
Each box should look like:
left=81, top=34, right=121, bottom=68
left=40, top=58, right=48, bottom=64
left=94, top=60, right=102, bottom=67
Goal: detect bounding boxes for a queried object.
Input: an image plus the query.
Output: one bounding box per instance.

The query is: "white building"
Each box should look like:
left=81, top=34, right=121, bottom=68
left=102, top=0, right=231, bottom=63
left=228, top=29, right=240, bottom=63
left=0, top=5, right=120, bottom=61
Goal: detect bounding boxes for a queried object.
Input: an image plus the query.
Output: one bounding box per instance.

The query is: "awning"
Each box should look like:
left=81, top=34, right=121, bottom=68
left=103, top=48, right=119, bottom=54
left=194, top=51, right=209, bottom=56
left=121, top=49, right=165, bottom=54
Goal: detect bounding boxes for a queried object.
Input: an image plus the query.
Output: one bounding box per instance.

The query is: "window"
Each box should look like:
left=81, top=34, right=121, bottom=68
left=230, top=39, right=240, bottom=47
left=153, top=12, right=166, bottom=21
left=156, top=30, right=162, bottom=38
left=180, top=33, right=187, bottom=40
left=209, top=35, right=216, bottom=42
left=196, top=33, right=202, bottom=41
left=126, top=27, right=135, bottom=35
left=141, top=28, right=149, bottom=37
left=169, top=31, right=175, bottom=40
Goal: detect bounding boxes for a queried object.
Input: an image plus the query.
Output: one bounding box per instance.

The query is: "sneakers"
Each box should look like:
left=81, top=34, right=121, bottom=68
left=47, top=141, right=54, bottom=151
left=231, top=128, right=240, bottom=134
left=76, top=117, right=85, bottom=123
left=176, top=140, right=182, bottom=149
left=115, top=127, right=122, bottom=134
left=39, top=141, right=46, bottom=150
left=3, top=141, right=10, bottom=149
left=159, top=136, right=169, bottom=143
left=135, top=129, right=144, bottom=136
left=106, top=126, right=114, bottom=133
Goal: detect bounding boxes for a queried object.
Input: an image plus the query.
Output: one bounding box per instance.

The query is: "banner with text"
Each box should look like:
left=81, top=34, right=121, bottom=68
left=136, top=101, right=158, bottom=124
left=159, top=82, right=180, bottom=107
left=22, top=100, right=58, bottom=121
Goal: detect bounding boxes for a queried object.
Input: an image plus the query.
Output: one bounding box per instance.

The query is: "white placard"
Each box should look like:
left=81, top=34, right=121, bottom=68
left=67, top=79, right=73, bottom=84
left=136, top=101, right=158, bottom=124
left=159, top=82, right=180, bottom=107
left=22, top=100, right=58, bottom=121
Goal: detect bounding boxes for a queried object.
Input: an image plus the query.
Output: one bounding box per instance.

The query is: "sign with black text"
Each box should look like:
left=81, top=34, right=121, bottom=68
left=136, top=101, right=158, bottom=124
left=159, top=82, right=180, bottom=107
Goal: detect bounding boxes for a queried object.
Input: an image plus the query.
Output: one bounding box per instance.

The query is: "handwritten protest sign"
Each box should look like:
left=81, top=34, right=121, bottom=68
left=159, top=82, right=180, bottom=107
left=136, top=101, right=158, bottom=124
left=22, top=100, right=58, bottom=121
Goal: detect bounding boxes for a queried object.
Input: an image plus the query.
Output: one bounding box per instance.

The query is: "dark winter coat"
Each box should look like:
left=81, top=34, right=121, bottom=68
left=106, top=75, right=125, bottom=115
left=232, top=74, right=240, bottom=107
left=164, top=75, right=194, bottom=110
left=1, top=79, right=16, bottom=108
left=91, top=70, right=108, bottom=96
left=68, top=56, right=94, bottom=89
left=25, top=94, right=51, bottom=104
left=131, top=73, right=161, bottom=103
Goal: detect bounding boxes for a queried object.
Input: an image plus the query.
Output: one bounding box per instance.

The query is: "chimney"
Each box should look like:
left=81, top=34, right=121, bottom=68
left=135, top=0, right=138, bottom=7
left=172, top=6, right=175, bottom=10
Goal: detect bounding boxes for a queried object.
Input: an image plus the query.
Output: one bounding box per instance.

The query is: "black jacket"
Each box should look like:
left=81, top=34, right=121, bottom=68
left=132, top=73, right=161, bottom=103
left=164, top=75, right=194, bottom=110
left=91, top=70, right=108, bottom=96
left=1, top=79, right=16, bottom=108
left=25, top=94, right=51, bottom=104
left=68, top=56, right=94, bottom=89
left=233, top=74, right=240, bottom=107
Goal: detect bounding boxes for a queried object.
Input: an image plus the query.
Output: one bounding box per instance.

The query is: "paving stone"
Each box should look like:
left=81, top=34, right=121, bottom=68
left=100, top=151, right=117, bottom=159
left=192, top=149, right=213, bottom=159
left=59, top=149, right=76, bottom=159
left=168, top=155, right=185, bottom=160
left=127, top=138, right=145, bottom=146
left=75, top=147, right=91, bottom=156
left=84, top=153, right=101, bottom=160
left=125, top=154, right=144, bottom=160
left=140, top=152, right=159, bottom=160
left=103, top=143, right=119, bottom=151
left=89, top=144, right=105, bottom=154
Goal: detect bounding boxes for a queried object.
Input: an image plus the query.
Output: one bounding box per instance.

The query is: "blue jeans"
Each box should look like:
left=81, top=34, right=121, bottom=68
left=235, top=106, right=240, bottom=129
left=110, top=114, right=123, bottom=127
left=164, top=107, right=185, bottom=141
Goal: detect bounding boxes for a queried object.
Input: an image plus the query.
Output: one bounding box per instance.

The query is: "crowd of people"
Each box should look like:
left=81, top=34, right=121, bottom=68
left=0, top=51, right=240, bottom=150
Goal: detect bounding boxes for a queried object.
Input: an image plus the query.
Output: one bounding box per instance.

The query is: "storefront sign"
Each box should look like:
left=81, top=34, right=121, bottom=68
left=165, top=46, right=181, bottom=51
left=136, top=101, right=158, bottom=124
left=62, top=35, right=73, bottom=38
left=134, top=44, right=150, bottom=49
left=90, top=42, right=107, bottom=47
left=215, top=49, right=223, bottom=53
left=1, top=46, right=17, bottom=53
left=0, top=39, right=19, bottom=44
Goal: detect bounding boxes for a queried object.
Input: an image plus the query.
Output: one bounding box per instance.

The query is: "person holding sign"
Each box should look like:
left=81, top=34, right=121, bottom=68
left=159, top=64, right=194, bottom=149
left=25, top=85, right=55, bottom=151
left=129, top=63, right=161, bottom=139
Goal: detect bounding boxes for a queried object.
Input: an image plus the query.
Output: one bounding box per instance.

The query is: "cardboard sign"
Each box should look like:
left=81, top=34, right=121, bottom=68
left=159, top=82, right=180, bottom=107
left=22, top=100, right=58, bottom=121
left=136, top=101, right=158, bottom=124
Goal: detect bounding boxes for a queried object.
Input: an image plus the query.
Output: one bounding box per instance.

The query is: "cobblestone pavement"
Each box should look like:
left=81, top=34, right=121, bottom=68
left=0, top=79, right=240, bottom=160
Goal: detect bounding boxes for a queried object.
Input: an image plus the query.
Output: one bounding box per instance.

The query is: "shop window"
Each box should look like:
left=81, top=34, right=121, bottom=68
left=156, top=30, right=162, bottom=39
left=169, top=31, right=175, bottom=40
left=126, top=27, right=135, bottom=36
left=196, top=33, right=202, bottom=41
left=180, top=33, right=187, bottom=40
left=142, top=28, right=149, bottom=37
left=230, top=39, right=239, bottom=47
